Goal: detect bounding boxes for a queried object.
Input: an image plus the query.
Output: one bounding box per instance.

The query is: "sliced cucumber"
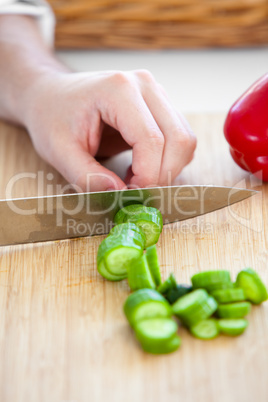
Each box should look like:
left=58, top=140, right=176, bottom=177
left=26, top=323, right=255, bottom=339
left=172, top=289, right=209, bottom=317
left=183, top=297, right=218, bottom=327
left=134, top=216, right=162, bottom=247
left=218, top=318, right=248, bottom=336
left=105, top=246, right=142, bottom=276
left=210, top=288, right=245, bottom=303
left=236, top=268, right=268, bottom=305
left=97, top=236, right=143, bottom=279
left=217, top=302, right=251, bottom=319
left=172, top=289, right=218, bottom=326
left=123, top=289, right=172, bottom=327
left=134, top=318, right=181, bottom=354
left=190, top=319, right=219, bottom=340
left=97, top=235, right=142, bottom=264
left=206, top=282, right=234, bottom=292
left=97, top=260, right=127, bottom=281
left=127, top=255, right=156, bottom=291
left=109, top=222, right=146, bottom=248
left=191, top=270, right=232, bottom=291
left=114, top=204, right=145, bottom=224
left=146, top=245, right=162, bottom=286
left=157, top=273, right=177, bottom=295
left=114, top=205, right=163, bottom=247
left=165, top=284, right=193, bottom=304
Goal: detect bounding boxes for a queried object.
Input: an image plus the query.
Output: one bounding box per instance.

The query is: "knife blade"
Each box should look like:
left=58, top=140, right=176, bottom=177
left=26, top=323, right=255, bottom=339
left=0, top=185, right=257, bottom=246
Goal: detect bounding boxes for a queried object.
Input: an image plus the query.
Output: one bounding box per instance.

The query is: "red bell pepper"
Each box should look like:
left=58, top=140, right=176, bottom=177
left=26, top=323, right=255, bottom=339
left=224, top=73, right=268, bottom=181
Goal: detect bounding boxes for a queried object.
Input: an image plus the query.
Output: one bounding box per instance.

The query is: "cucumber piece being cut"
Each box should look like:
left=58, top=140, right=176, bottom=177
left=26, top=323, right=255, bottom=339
left=109, top=222, right=146, bottom=248
left=114, top=204, right=145, bottom=224
left=123, top=289, right=172, bottom=327
left=210, top=288, right=245, bottom=304
left=157, top=273, right=177, bottom=295
left=134, top=318, right=181, bottom=354
left=145, top=245, right=162, bottom=286
left=127, top=254, right=156, bottom=291
left=97, top=236, right=143, bottom=279
left=218, top=318, right=248, bottom=336
left=114, top=205, right=163, bottom=247
left=191, top=270, right=232, bottom=291
left=190, top=319, right=219, bottom=340
left=236, top=268, right=268, bottom=305
left=217, top=302, right=251, bottom=319
left=172, top=289, right=218, bottom=326
left=165, top=285, right=192, bottom=304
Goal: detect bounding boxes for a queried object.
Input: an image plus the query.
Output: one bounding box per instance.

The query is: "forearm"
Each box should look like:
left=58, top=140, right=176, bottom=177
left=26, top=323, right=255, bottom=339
left=0, top=15, right=68, bottom=125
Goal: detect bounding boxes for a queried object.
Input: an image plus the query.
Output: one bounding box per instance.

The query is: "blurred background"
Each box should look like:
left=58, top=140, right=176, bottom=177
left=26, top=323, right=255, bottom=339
left=47, top=0, right=268, bottom=113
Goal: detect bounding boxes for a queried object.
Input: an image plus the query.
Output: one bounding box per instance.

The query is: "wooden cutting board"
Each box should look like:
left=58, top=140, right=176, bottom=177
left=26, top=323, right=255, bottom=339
left=0, top=114, right=267, bottom=402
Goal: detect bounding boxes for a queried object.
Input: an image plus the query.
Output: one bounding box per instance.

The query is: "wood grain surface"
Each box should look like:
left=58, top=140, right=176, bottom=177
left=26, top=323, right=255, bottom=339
left=0, top=115, right=267, bottom=402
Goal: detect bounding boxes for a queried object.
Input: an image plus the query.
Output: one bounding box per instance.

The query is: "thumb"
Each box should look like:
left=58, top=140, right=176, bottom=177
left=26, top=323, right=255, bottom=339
left=52, top=145, right=127, bottom=192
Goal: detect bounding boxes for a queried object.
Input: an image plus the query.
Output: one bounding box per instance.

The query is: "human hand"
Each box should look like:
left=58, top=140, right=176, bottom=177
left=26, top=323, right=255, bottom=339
left=24, top=69, right=196, bottom=192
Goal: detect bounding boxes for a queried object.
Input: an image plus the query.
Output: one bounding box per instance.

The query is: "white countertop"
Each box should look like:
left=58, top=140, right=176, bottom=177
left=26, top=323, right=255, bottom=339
left=57, top=47, right=268, bottom=114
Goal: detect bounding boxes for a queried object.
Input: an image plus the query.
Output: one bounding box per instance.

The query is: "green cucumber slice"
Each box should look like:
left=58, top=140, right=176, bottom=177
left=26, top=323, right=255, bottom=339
left=236, top=268, right=268, bottom=304
left=218, top=318, right=248, bottom=336
left=114, top=204, right=145, bottom=224
left=127, top=255, right=156, bottom=291
left=172, top=289, right=209, bottom=316
left=182, top=297, right=218, bottom=327
left=146, top=245, right=162, bottom=286
left=210, top=288, right=245, bottom=303
left=157, top=273, right=177, bottom=295
left=172, top=289, right=218, bottom=326
left=97, top=260, right=127, bottom=281
left=190, top=319, right=219, bottom=340
left=165, top=285, right=192, bottom=304
left=138, top=334, right=181, bottom=354
left=97, top=235, right=142, bottom=264
left=134, top=217, right=162, bottom=247
left=217, top=302, right=251, bottom=319
left=105, top=246, right=142, bottom=276
left=123, top=289, right=172, bottom=327
left=109, top=222, right=146, bottom=248
left=97, top=236, right=143, bottom=278
left=206, top=282, right=234, bottom=292
left=191, top=270, right=232, bottom=290
left=135, top=318, right=180, bottom=354
left=114, top=205, right=163, bottom=247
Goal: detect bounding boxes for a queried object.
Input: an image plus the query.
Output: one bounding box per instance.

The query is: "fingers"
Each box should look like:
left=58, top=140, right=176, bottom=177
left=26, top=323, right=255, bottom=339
left=96, top=125, right=131, bottom=158
left=100, top=74, right=165, bottom=188
left=99, top=71, right=196, bottom=188
left=124, top=164, right=133, bottom=185
left=137, top=72, right=197, bottom=185
left=51, top=142, right=127, bottom=192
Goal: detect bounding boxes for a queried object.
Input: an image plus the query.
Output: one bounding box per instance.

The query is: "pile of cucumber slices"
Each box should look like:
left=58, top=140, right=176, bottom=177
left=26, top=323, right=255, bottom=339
left=97, top=204, right=268, bottom=354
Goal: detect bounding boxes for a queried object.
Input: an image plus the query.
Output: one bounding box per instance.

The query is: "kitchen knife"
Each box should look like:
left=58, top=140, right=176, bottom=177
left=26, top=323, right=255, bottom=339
left=0, top=185, right=257, bottom=246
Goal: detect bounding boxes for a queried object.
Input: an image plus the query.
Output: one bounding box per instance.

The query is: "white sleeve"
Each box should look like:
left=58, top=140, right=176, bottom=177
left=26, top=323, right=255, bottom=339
left=0, top=0, right=55, bottom=47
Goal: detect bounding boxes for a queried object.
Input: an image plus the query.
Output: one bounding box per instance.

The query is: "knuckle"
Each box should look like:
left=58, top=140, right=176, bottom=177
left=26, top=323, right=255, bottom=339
left=135, top=69, right=155, bottom=83
left=175, top=129, right=197, bottom=152
left=110, top=71, right=131, bottom=86
left=148, top=130, right=165, bottom=147
left=188, top=134, right=197, bottom=152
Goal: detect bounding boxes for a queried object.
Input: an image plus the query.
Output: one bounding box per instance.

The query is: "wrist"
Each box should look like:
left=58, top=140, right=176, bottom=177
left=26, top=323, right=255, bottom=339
left=16, top=65, right=69, bottom=128
left=0, top=15, right=70, bottom=127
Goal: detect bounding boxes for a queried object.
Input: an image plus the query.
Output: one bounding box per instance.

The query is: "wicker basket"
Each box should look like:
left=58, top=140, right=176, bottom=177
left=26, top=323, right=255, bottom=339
left=48, top=0, right=268, bottom=49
